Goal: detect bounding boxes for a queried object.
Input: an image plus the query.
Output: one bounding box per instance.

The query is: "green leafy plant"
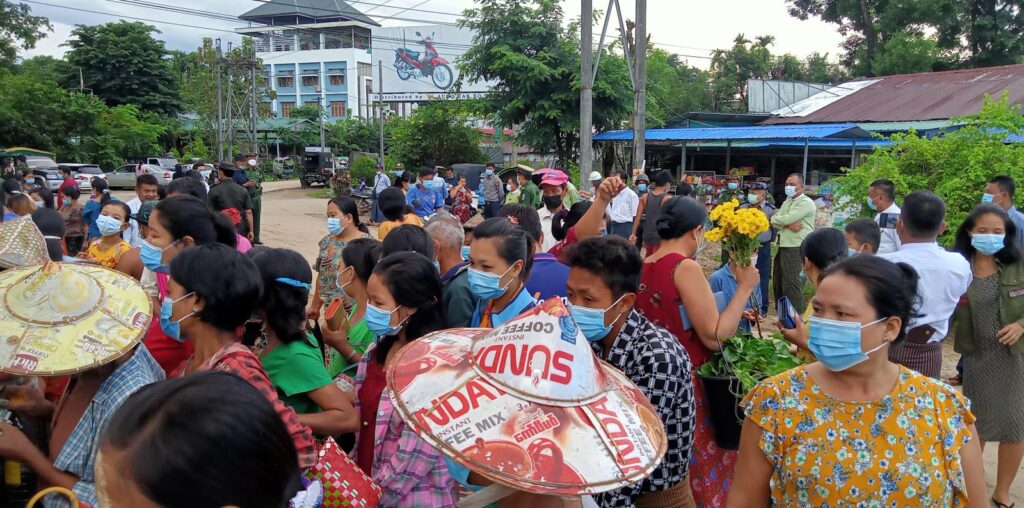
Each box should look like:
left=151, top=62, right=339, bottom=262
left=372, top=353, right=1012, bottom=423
left=697, top=334, right=802, bottom=395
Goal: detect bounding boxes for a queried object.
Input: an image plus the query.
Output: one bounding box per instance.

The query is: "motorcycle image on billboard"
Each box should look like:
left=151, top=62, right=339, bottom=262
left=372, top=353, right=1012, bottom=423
left=393, top=31, right=454, bottom=90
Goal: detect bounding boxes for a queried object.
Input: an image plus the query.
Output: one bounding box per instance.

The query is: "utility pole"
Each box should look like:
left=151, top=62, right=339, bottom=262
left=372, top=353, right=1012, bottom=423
left=580, top=0, right=594, bottom=179
left=226, top=42, right=234, bottom=157
left=215, top=39, right=223, bottom=163
left=251, top=45, right=258, bottom=154
left=319, top=96, right=326, bottom=152
left=378, top=62, right=385, bottom=165
left=632, top=0, right=647, bottom=170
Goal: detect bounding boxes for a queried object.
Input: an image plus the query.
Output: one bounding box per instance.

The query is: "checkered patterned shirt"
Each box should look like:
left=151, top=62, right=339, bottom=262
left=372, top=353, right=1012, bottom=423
left=352, top=343, right=457, bottom=507
left=50, top=345, right=165, bottom=508
left=590, top=309, right=696, bottom=507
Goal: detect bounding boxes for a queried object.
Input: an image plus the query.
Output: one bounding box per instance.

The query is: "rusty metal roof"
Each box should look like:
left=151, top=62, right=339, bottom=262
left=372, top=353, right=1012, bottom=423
left=763, top=65, right=1024, bottom=124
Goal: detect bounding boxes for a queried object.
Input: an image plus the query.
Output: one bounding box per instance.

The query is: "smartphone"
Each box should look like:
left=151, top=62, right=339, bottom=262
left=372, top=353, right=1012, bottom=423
left=777, top=296, right=800, bottom=329
left=877, top=212, right=900, bottom=229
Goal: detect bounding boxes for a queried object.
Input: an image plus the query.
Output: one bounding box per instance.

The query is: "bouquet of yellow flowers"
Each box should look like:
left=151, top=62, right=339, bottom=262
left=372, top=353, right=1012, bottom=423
left=705, top=199, right=770, bottom=267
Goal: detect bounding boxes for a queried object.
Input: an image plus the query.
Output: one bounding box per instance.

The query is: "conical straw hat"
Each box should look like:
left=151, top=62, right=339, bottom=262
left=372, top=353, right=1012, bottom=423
left=0, top=217, right=49, bottom=269
left=387, top=298, right=667, bottom=496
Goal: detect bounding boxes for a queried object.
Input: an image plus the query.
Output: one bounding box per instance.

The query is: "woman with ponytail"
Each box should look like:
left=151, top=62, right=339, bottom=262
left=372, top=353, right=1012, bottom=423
left=250, top=247, right=358, bottom=436
left=634, top=195, right=760, bottom=507
left=307, top=196, right=370, bottom=322
left=467, top=217, right=538, bottom=327
left=353, top=251, right=454, bottom=506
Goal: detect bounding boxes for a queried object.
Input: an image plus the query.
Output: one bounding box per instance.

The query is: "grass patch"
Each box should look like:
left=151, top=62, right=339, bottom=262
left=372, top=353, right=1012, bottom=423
left=306, top=188, right=334, bottom=199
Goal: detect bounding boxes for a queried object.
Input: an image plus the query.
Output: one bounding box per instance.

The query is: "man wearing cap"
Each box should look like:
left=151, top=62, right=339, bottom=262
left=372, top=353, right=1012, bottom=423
left=478, top=163, right=504, bottom=219
left=209, top=162, right=254, bottom=239
left=233, top=154, right=262, bottom=243
left=741, top=182, right=776, bottom=315
left=537, top=170, right=570, bottom=251
left=370, top=163, right=390, bottom=225
left=565, top=236, right=695, bottom=507
left=579, top=170, right=603, bottom=201
left=516, top=170, right=540, bottom=209
left=607, top=170, right=639, bottom=239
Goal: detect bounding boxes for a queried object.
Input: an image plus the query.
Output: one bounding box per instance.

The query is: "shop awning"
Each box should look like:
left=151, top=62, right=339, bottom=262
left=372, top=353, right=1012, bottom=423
left=593, top=123, right=871, bottom=142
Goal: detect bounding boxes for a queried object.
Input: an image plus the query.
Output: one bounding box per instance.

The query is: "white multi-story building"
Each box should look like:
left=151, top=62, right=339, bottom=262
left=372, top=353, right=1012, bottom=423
left=236, top=0, right=378, bottom=121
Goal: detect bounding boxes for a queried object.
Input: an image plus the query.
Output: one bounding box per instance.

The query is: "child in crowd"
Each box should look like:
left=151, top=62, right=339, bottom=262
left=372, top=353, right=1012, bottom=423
left=60, top=186, right=87, bottom=256
left=844, top=218, right=881, bottom=255
left=81, top=201, right=132, bottom=269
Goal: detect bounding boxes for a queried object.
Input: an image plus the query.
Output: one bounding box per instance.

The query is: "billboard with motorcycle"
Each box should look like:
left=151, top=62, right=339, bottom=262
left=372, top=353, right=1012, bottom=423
left=371, top=25, right=495, bottom=101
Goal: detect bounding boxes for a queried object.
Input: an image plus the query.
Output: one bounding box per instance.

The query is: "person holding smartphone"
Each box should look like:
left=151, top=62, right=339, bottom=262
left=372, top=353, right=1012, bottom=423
left=777, top=228, right=849, bottom=362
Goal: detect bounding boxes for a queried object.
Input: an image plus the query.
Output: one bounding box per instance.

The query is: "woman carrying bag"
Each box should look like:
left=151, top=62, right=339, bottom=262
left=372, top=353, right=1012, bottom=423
left=952, top=203, right=1024, bottom=508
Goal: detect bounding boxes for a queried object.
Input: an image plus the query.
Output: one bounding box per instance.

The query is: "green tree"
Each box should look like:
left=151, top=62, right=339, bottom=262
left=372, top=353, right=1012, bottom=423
left=938, top=1, right=1024, bottom=67
left=327, top=117, right=380, bottom=156
left=388, top=100, right=485, bottom=168
left=830, top=93, right=1024, bottom=244
left=0, top=1, right=51, bottom=68
left=0, top=70, right=66, bottom=148
left=458, top=0, right=632, bottom=167
left=645, top=48, right=713, bottom=127
left=709, top=34, right=775, bottom=111
left=870, top=32, right=943, bottom=76
left=64, top=21, right=181, bottom=115
left=803, top=52, right=848, bottom=83
left=16, top=55, right=70, bottom=84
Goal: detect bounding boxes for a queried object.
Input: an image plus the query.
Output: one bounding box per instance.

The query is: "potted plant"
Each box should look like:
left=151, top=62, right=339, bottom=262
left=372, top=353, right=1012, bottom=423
left=696, top=333, right=802, bottom=449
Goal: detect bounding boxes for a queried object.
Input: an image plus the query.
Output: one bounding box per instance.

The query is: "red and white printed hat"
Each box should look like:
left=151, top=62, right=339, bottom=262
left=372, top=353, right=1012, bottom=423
left=386, top=298, right=667, bottom=496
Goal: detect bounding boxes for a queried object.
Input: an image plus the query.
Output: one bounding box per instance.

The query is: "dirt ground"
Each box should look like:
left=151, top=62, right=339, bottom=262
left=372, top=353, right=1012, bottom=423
left=117, top=181, right=1023, bottom=502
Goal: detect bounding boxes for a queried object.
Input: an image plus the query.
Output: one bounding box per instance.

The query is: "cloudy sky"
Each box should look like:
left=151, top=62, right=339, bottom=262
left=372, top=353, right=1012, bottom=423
left=22, top=0, right=846, bottom=68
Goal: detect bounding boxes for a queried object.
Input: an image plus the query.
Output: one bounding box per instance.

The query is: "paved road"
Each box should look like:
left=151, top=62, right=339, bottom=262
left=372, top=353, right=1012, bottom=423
left=113, top=179, right=1023, bottom=503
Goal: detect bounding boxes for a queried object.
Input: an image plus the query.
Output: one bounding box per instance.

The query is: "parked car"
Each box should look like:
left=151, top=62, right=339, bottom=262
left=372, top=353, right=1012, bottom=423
left=106, top=164, right=174, bottom=189
left=126, top=156, right=179, bottom=171
left=23, top=156, right=60, bottom=190
left=58, top=163, right=106, bottom=191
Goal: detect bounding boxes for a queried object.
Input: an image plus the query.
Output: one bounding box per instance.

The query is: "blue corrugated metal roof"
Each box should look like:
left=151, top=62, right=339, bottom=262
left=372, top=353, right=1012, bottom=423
left=594, top=123, right=870, bottom=142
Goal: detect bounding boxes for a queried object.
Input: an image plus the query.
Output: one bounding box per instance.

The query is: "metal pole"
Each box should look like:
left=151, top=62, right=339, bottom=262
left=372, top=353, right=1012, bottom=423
left=631, top=0, right=647, bottom=170
left=681, top=141, right=687, bottom=176
left=378, top=62, right=385, bottom=164
left=850, top=138, right=857, bottom=168
left=227, top=42, right=234, bottom=157
left=251, top=45, right=258, bottom=154
left=725, top=140, right=731, bottom=171
left=319, top=96, right=325, bottom=152
left=580, top=0, right=594, bottom=179
left=802, top=138, right=809, bottom=180
left=215, top=39, right=223, bottom=162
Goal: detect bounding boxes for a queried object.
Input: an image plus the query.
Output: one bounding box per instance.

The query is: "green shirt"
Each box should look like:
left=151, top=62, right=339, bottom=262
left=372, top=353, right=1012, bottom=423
left=771, top=193, right=816, bottom=248
left=520, top=181, right=541, bottom=209
left=326, top=307, right=377, bottom=378
left=261, top=332, right=333, bottom=415
left=563, top=181, right=581, bottom=209
left=505, top=189, right=521, bottom=204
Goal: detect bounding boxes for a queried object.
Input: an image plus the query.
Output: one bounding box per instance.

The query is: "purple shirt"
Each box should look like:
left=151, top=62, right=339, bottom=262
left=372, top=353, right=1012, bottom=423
left=525, top=253, right=570, bottom=300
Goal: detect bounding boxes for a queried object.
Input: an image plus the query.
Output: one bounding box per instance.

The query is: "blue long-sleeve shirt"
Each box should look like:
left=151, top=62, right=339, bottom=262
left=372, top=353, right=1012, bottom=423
left=407, top=183, right=443, bottom=218
left=709, top=263, right=762, bottom=334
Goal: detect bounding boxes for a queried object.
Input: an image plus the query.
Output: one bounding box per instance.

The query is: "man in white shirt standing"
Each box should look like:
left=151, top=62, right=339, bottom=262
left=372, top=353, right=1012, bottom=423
left=880, top=190, right=972, bottom=378
left=606, top=170, right=639, bottom=239
left=125, top=174, right=160, bottom=247
left=868, top=179, right=901, bottom=254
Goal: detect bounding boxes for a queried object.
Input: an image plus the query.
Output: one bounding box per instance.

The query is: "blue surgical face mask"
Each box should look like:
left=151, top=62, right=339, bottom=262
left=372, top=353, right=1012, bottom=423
left=982, top=193, right=995, bottom=204
left=747, top=194, right=759, bottom=205
left=727, top=182, right=738, bottom=190
left=141, top=240, right=176, bottom=273
left=95, top=215, right=123, bottom=237
left=460, top=245, right=471, bottom=261
left=972, top=233, right=1005, bottom=255
left=327, top=217, right=343, bottom=236
left=784, top=185, right=797, bottom=198
left=808, top=316, right=888, bottom=371
left=433, top=260, right=441, bottom=273
left=866, top=196, right=878, bottom=211
left=637, top=183, right=648, bottom=192
left=33, top=200, right=43, bottom=209
left=335, top=267, right=353, bottom=298
left=485, top=169, right=494, bottom=176
left=847, top=247, right=860, bottom=258
left=365, top=303, right=405, bottom=337
left=692, top=229, right=706, bottom=260
left=569, top=294, right=626, bottom=342
left=468, top=265, right=516, bottom=301
left=160, top=292, right=194, bottom=342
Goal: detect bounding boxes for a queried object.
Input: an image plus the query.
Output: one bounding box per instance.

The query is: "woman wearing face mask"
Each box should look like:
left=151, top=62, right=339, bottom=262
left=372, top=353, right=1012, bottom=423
left=449, top=175, right=474, bottom=224
left=354, top=252, right=455, bottom=506
left=82, top=178, right=110, bottom=241
left=951, top=204, right=1024, bottom=508
left=164, top=244, right=317, bottom=469
left=467, top=217, right=537, bottom=327
left=322, top=238, right=382, bottom=377
left=728, top=255, right=988, bottom=507
left=634, top=195, right=759, bottom=508
left=307, top=197, right=370, bottom=322
left=141, top=195, right=237, bottom=375
left=777, top=228, right=849, bottom=361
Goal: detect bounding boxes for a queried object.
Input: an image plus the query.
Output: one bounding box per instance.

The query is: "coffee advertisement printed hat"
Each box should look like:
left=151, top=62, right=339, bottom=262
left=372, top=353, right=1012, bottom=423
left=387, top=298, right=666, bottom=496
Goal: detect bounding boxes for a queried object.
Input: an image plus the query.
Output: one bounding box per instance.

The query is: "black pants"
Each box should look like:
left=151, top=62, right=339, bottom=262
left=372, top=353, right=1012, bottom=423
left=774, top=246, right=805, bottom=313
left=483, top=201, right=501, bottom=219
left=756, top=241, right=772, bottom=314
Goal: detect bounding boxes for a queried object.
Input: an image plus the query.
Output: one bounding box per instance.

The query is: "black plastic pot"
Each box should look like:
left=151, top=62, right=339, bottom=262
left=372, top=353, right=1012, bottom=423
left=698, top=374, right=744, bottom=450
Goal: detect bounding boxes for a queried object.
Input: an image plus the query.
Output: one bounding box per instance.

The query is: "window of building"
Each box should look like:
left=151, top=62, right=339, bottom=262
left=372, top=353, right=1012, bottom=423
left=328, top=74, right=345, bottom=86
left=272, top=31, right=294, bottom=52
left=299, top=32, right=320, bottom=51
left=302, top=75, right=319, bottom=88
left=280, top=102, right=294, bottom=118
left=324, top=29, right=354, bottom=50
left=357, top=63, right=372, bottom=78
left=277, top=75, right=294, bottom=87
left=330, top=101, right=346, bottom=117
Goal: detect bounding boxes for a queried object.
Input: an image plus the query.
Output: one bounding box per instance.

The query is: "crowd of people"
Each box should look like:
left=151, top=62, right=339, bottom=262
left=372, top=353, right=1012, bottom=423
left=0, top=158, right=1022, bottom=508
